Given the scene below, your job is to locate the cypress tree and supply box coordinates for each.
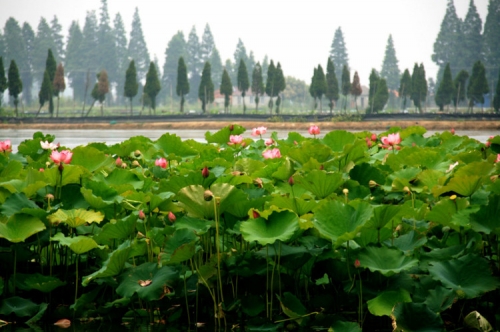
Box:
[325,57,339,114]
[210,47,223,89]
[198,62,214,114]
[124,60,139,115]
[350,71,362,112]
[53,63,66,117]
[237,59,249,114]
[368,69,380,114]
[37,70,52,116]
[309,67,318,111]
[399,69,412,111]
[251,62,264,112]
[314,65,327,112]
[274,62,286,114]
[493,70,500,113]
[128,7,150,80]
[418,63,428,113]
[45,49,57,115]
[113,13,129,105]
[483,0,500,89]
[435,63,454,111]
[330,27,349,88]
[144,62,161,114]
[453,70,469,112]
[220,68,232,113]
[432,0,462,75]
[233,38,249,84]
[265,60,276,114]
[176,57,189,113]
[65,21,85,102]
[21,22,35,105]
[7,60,23,116]
[380,35,401,90]
[186,26,202,102]
[0,57,7,104]
[461,0,483,73]
[411,63,426,113]
[467,60,489,112]
[373,78,389,113]
[341,64,351,112]
[162,31,186,104]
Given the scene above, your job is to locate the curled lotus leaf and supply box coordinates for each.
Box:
[48,208,104,228]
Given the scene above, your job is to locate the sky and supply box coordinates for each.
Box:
[0,0,490,86]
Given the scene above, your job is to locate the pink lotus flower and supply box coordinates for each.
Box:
[50,150,73,165]
[371,133,377,141]
[354,259,361,268]
[0,140,12,153]
[40,141,59,150]
[381,133,401,148]
[168,211,176,223]
[486,136,494,148]
[115,157,123,167]
[252,126,267,136]
[139,210,146,220]
[265,138,274,146]
[308,125,320,136]
[155,157,168,169]
[202,166,209,178]
[450,128,455,135]
[262,148,281,159]
[496,154,500,163]
[228,135,244,145]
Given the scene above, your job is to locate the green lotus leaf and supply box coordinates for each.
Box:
[387,230,427,252]
[160,228,198,265]
[0,296,40,317]
[424,286,455,313]
[277,292,308,326]
[287,140,332,164]
[154,132,197,157]
[240,210,299,245]
[71,146,115,173]
[428,254,500,299]
[0,160,22,180]
[322,130,357,152]
[101,168,144,190]
[15,273,66,292]
[313,200,373,248]
[295,170,344,199]
[241,295,266,317]
[367,288,412,317]
[386,147,447,171]
[162,170,215,194]
[272,157,294,181]
[0,213,45,243]
[357,246,418,276]
[338,140,369,171]
[235,158,266,175]
[426,197,469,231]
[349,163,387,187]
[107,135,153,157]
[82,240,132,286]
[489,135,500,153]
[0,192,40,217]
[0,179,23,195]
[116,262,179,301]
[94,214,137,243]
[44,164,85,186]
[470,194,500,234]
[432,175,482,197]
[48,208,104,228]
[22,168,47,198]
[51,232,104,254]
[421,245,465,261]
[365,205,402,230]
[393,302,443,332]
[25,302,48,325]
[204,124,246,145]
[270,195,317,216]
[454,161,494,179]
[415,169,445,193]
[174,216,214,235]
[328,320,362,332]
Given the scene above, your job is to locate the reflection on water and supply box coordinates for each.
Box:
[7,321,189,332]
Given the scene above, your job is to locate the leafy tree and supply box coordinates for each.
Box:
[247,51,256,80]
[113,13,129,105]
[186,26,202,102]
[87,70,109,116]
[162,31,186,104]
[432,0,462,76]
[50,16,64,62]
[176,57,189,113]
[341,65,351,112]
[350,71,362,112]
[310,65,326,112]
[44,49,57,115]
[233,38,249,84]
[483,0,500,88]
[368,69,379,114]
[380,35,400,90]
[274,62,286,114]
[467,60,489,112]
[399,69,412,111]
[411,63,427,113]
[452,69,469,111]
[7,60,22,116]
[124,60,139,115]
[493,70,500,113]
[265,60,276,114]
[65,21,85,102]
[325,57,339,114]
[198,62,214,114]
[143,62,161,114]
[330,27,349,88]
[128,7,150,80]
[220,68,232,113]
[0,57,7,105]
[373,78,389,113]
[36,70,52,116]
[461,0,483,73]
[237,59,249,113]
[53,63,66,116]
[21,22,35,105]
[210,47,223,88]
[435,63,454,111]
[251,62,264,112]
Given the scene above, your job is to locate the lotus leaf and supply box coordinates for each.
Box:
[205,124,246,145]
[322,129,356,152]
[365,204,402,230]
[82,240,132,286]
[393,302,443,331]
[71,146,115,172]
[426,197,469,231]
[387,230,427,252]
[0,213,45,243]
[240,210,299,245]
[328,320,362,332]
[154,132,197,157]
[44,164,84,186]
[277,292,308,326]
[160,228,197,265]
[432,175,482,197]
[424,286,455,313]
[287,140,332,164]
[51,232,104,254]
[470,194,500,234]
[94,214,137,243]
[295,170,344,199]
[15,273,65,292]
[0,296,41,318]
[0,192,40,217]
[48,208,104,228]
[357,246,418,276]
[349,162,386,187]
[367,288,412,317]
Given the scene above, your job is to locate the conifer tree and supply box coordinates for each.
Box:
[4,18,29,104]
[8,60,23,116]
[233,38,249,84]
[210,47,223,88]
[453,70,469,112]
[220,68,232,113]
[237,59,249,114]
[380,35,401,90]
[0,57,7,105]
[176,57,189,113]
[399,69,412,111]
[435,63,454,111]
[53,63,65,117]
[483,0,500,87]
[36,70,52,116]
[325,57,339,114]
[312,65,327,112]
[50,16,64,62]
[124,60,138,115]
[341,65,351,112]
[33,18,57,78]
[432,0,462,76]
[330,27,349,86]
[274,62,286,114]
[186,26,202,102]
[162,31,186,104]
[21,22,35,105]
[265,60,276,114]
[373,78,389,113]
[144,62,161,114]
[251,62,264,112]
[461,0,483,73]
[128,8,150,80]
[198,62,214,113]
[467,60,489,112]
[411,63,427,113]
[368,69,379,114]
[113,13,129,105]
[65,21,85,102]
[493,70,500,113]
[350,71,362,112]
[44,49,57,115]
[309,68,318,111]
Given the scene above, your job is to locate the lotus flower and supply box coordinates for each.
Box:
[381,133,401,149]
[202,166,209,178]
[308,125,320,136]
[251,126,267,137]
[0,140,12,153]
[115,157,123,167]
[168,211,176,223]
[496,154,500,163]
[228,135,244,145]
[50,150,73,165]
[265,138,274,146]
[139,210,146,220]
[40,140,59,150]
[155,157,168,169]
[262,148,281,159]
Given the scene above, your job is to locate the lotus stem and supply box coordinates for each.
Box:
[266,244,269,318]
[75,255,79,306]
[183,271,191,328]
[213,197,224,305]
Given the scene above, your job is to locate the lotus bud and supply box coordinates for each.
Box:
[486,141,491,148]
[232,171,243,176]
[54,319,71,328]
[39,168,45,172]
[366,140,373,148]
[412,142,416,147]
[371,133,377,141]
[121,162,128,169]
[116,157,123,167]
[450,194,457,200]
[342,188,349,195]
[139,210,146,220]
[45,193,54,201]
[132,160,140,168]
[354,259,361,268]
[134,150,142,157]
[451,128,455,135]
[254,178,263,188]
[319,164,324,170]
[368,180,378,188]
[490,175,498,182]
[288,176,294,186]
[229,124,234,131]
[168,211,176,223]
[395,224,403,232]
[204,189,214,201]
[396,145,401,150]
[202,166,209,178]
[252,210,260,219]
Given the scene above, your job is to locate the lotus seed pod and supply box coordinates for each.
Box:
[369,180,377,188]
[342,188,349,195]
[132,160,140,168]
[121,163,128,169]
[450,194,457,200]
[204,189,214,201]
[134,150,141,157]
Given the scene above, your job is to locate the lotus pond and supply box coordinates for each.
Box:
[0,125,499,331]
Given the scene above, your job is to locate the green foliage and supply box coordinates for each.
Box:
[494,69,500,113]
[38,70,52,110]
[124,60,138,114]
[399,68,412,111]
[220,68,232,112]
[176,56,189,113]
[380,34,400,90]
[435,63,454,111]
[198,61,214,113]
[143,62,161,111]
[0,57,7,95]
[467,60,489,111]
[325,57,339,113]
[453,70,469,109]
[251,62,264,111]
[237,59,249,113]
[7,59,22,114]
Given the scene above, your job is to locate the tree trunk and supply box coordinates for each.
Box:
[56,96,60,118]
[85,100,96,117]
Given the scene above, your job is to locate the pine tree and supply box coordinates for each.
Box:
[200,24,215,65]
[44,49,57,115]
[341,64,351,112]
[311,65,326,112]
[483,0,500,88]
[399,69,412,111]
[220,68,232,113]
[461,0,483,73]
[467,60,489,112]
[325,57,339,114]
[262,55,269,82]
[411,63,428,113]
[380,35,401,90]
[50,16,64,62]
[368,69,379,114]
[33,18,58,77]
[162,31,186,104]
[144,62,161,114]
[330,27,349,81]
[176,57,189,113]
[373,78,389,113]
[65,21,85,102]
[198,62,214,113]
[350,71,362,112]
[453,69,469,111]
[7,60,22,116]
[432,0,462,76]
[237,59,249,113]
[210,47,223,88]
[37,70,52,116]
[0,57,7,104]
[124,60,138,115]
[186,26,202,102]
[53,63,65,116]
[274,62,286,114]
[309,67,318,111]
[435,63,454,111]
[21,22,35,105]
[98,0,118,88]
[233,38,249,84]
[128,8,150,80]
[79,11,99,79]
[3,18,28,99]
[251,62,264,112]
[493,69,500,113]
[265,60,276,114]
[113,13,128,105]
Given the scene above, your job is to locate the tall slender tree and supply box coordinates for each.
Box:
[274,62,286,114]
[200,24,215,65]
[233,38,249,84]
[186,26,202,102]
[373,78,389,113]
[36,70,52,116]
[350,71,362,112]
[341,65,351,112]
[311,65,326,112]
[330,27,349,79]
[453,69,469,112]
[210,47,223,88]
[162,31,186,104]
[493,69,500,113]
[33,18,57,77]
[467,60,489,112]
[53,63,66,116]
[124,60,138,115]
[113,13,128,105]
[483,0,500,89]
[98,0,118,91]
[220,68,232,113]
[0,57,6,105]
[21,22,35,105]
[325,57,339,114]
[3,18,28,105]
[251,62,264,112]
[198,62,214,113]
[176,56,189,113]
[411,63,427,113]
[432,0,462,76]
[399,69,412,111]
[435,63,454,111]
[128,7,150,80]
[380,35,400,90]
[65,21,85,102]
[50,16,64,62]
[45,49,57,116]
[237,59,249,113]
[368,69,379,114]
[79,11,99,85]
[143,62,161,114]
[265,60,276,114]
[461,0,483,73]
[8,60,22,116]
[309,67,318,111]
[87,70,109,116]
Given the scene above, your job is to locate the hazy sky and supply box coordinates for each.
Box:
[0,0,489,85]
